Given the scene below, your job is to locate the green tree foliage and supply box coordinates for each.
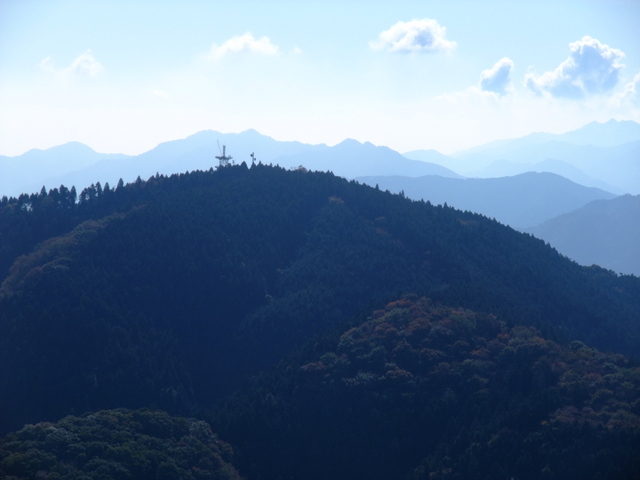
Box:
[0,165,639,436]
[211,296,640,480]
[0,409,242,480]
[1,165,640,478]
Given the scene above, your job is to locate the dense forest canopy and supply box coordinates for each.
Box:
[0,408,242,480]
[1,164,639,479]
[210,296,640,480]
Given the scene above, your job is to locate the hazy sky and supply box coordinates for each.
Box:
[1,0,639,156]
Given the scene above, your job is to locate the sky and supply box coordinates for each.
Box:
[1,0,639,156]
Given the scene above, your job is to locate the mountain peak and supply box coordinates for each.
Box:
[562,118,640,146]
[239,128,263,136]
[336,138,363,147]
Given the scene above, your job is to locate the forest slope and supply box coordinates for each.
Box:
[1,164,639,436]
[210,296,640,480]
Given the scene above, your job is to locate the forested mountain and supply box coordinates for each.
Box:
[211,296,640,480]
[1,164,639,479]
[356,172,616,229]
[527,194,640,275]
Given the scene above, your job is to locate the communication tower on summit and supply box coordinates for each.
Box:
[216,141,233,168]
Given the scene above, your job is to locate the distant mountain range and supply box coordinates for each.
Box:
[526,194,640,276]
[3,120,639,278]
[0,142,132,198]
[5,119,639,201]
[274,138,462,179]
[356,172,616,229]
[0,130,459,200]
[405,119,640,194]
[462,140,639,195]
[464,158,619,193]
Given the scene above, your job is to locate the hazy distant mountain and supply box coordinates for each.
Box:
[276,139,462,179]
[0,130,460,198]
[526,195,640,276]
[356,172,617,229]
[458,140,640,194]
[0,142,131,198]
[4,119,636,199]
[554,118,640,147]
[400,148,459,170]
[404,120,640,194]
[467,158,622,193]
[0,130,312,199]
[143,128,310,171]
[453,119,640,156]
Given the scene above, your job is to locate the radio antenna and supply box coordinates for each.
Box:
[215,141,232,167]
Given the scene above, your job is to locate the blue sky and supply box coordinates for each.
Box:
[1,0,639,156]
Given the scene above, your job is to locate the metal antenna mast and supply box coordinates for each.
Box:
[216,140,233,168]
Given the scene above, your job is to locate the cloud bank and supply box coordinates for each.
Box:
[480,57,514,95]
[525,36,624,99]
[209,33,279,60]
[39,50,103,78]
[370,19,456,53]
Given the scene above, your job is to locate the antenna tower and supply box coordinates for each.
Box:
[216,141,233,168]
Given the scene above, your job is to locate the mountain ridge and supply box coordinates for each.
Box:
[1,165,639,431]
[526,194,640,275]
[356,171,617,229]
[0,130,460,199]
[4,119,639,200]
[403,119,640,194]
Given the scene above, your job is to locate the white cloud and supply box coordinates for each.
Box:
[69,50,103,77]
[525,36,624,99]
[370,18,456,53]
[611,72,640,107]
[480,57,514,95]
[38,50,103,79]
[208,33,279,60]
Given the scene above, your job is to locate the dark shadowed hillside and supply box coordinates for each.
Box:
[1,164,639,479]
[210,296,640,480]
